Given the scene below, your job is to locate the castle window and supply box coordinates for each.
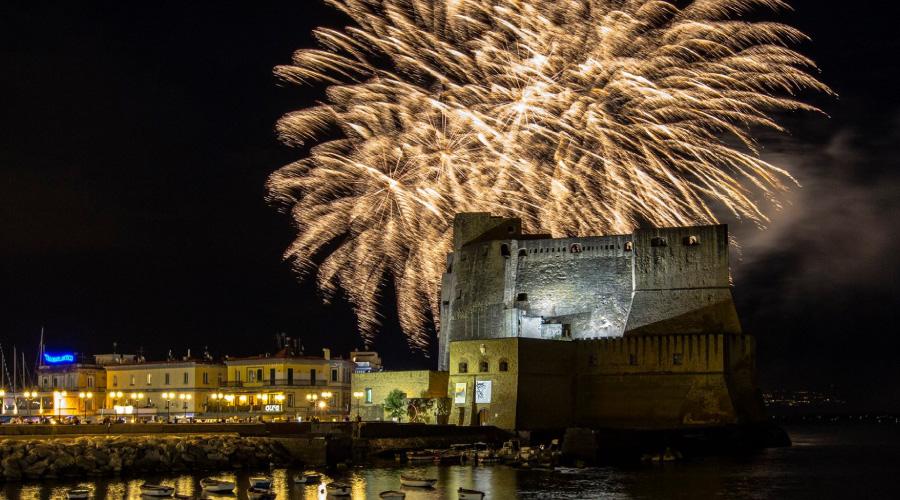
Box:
[588,354,597,367]
[458,361,468,374]
[500,244,510,257]
[446,262,452,273]
[683,236,700,246]
[516,293,528,302]
[651,237,667,247]
[673,353,684,365]
[479,361,489,373]
[624,241,633,252]
[570,243,583,253]
[628,353,638,365]
[482,245,489,256]
[507,225,515,233]
[518,249,527,257]
[498,360,509,372]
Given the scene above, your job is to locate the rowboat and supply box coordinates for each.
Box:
[249,476,273,489]
[324,482,351,496]
[294,472,321,484]
[66,490,90,499]
[399,475,437,488]
[379,491,406,499]
[199,477,235,492]
[458,487,485,500]
[139,484,175,497]
[405,450,435,462]
[247,487,276,499]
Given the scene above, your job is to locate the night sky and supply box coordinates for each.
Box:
[3,1,899,409]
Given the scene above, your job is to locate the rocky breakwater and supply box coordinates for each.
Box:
[0,435,293,481]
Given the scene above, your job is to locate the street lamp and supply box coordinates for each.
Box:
[305,393,318,420]
[25,391,38,418]
[161,392,173,422]
[353,391,364,419]
[78,392,93,421]
[53,391,67,418]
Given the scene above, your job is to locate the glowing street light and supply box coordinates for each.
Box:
[78,392,93,420]
[353,391,364,419]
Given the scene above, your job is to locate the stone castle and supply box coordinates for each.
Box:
[439,213,765,431]
[438,212,741,370]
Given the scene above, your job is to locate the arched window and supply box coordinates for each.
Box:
[500,244,510,257]
[624,241,633,252]
[479,360,489,372]
[570,243,583,253]
[498,360,509,372]
[518,249,527,257]
[458,361,468,374]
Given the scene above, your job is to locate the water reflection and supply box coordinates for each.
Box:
[4,426,900,499]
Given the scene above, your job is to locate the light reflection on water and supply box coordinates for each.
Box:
[4,425,900,499]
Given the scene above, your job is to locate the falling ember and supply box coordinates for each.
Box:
[267,0,828,350]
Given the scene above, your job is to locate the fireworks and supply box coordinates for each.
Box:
[268,0,828,350]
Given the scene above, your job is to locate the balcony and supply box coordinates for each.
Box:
[219,379,327,389]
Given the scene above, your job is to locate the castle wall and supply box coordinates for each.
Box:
[625,225,742,335]
[447,334,763,431]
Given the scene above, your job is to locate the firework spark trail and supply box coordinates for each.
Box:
[268,0,829,350]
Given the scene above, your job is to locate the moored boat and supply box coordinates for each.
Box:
[399,475,437,488]
[458,487,485,500]
[140,484,175,497]
[324,482,351,496]
[66,489,91,499]
[293,472,321,484]
[379,491,406,499]
[249,476,274,489]
[405,450,435,462]
[199,477,235,492]
[247,487,276,499]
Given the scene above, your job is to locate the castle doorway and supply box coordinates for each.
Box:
[476,408,488,426]
[457,408,465,426]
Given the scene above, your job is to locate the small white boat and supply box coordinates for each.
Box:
[379,491,405,499]
[66,490,91,499]
[139,484,175,497]
[399,475,437,488]
[293,472,321,484]
[324,482,351,496]
[200,477,235,492]
[249,476,274,489]
[458,487,485,500]
[247,487,276,499]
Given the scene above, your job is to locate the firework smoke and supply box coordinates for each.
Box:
[268,0,828,350]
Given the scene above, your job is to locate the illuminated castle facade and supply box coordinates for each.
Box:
[438,212,741,370]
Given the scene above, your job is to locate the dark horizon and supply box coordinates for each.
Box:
[3,1,899,410]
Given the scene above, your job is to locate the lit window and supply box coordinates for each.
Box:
[683,236,700,246]
[146,373,152,385]
[364,388,372,404]
[624,241,633,252]
[130,375,135,386]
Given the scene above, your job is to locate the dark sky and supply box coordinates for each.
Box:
[2,1,899,408]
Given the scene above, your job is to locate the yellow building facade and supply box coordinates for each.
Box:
[222,349,352,420]
[351,370,449,422]
[37,360,107,417]
[103,360,226,418]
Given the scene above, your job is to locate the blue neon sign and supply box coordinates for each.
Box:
[43,353,75,364]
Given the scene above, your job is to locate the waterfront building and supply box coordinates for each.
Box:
[221,348,352,420]
[102,359,226,419]
[36,352,107,417]
[351,370,449,422]
[441,212,766,431]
